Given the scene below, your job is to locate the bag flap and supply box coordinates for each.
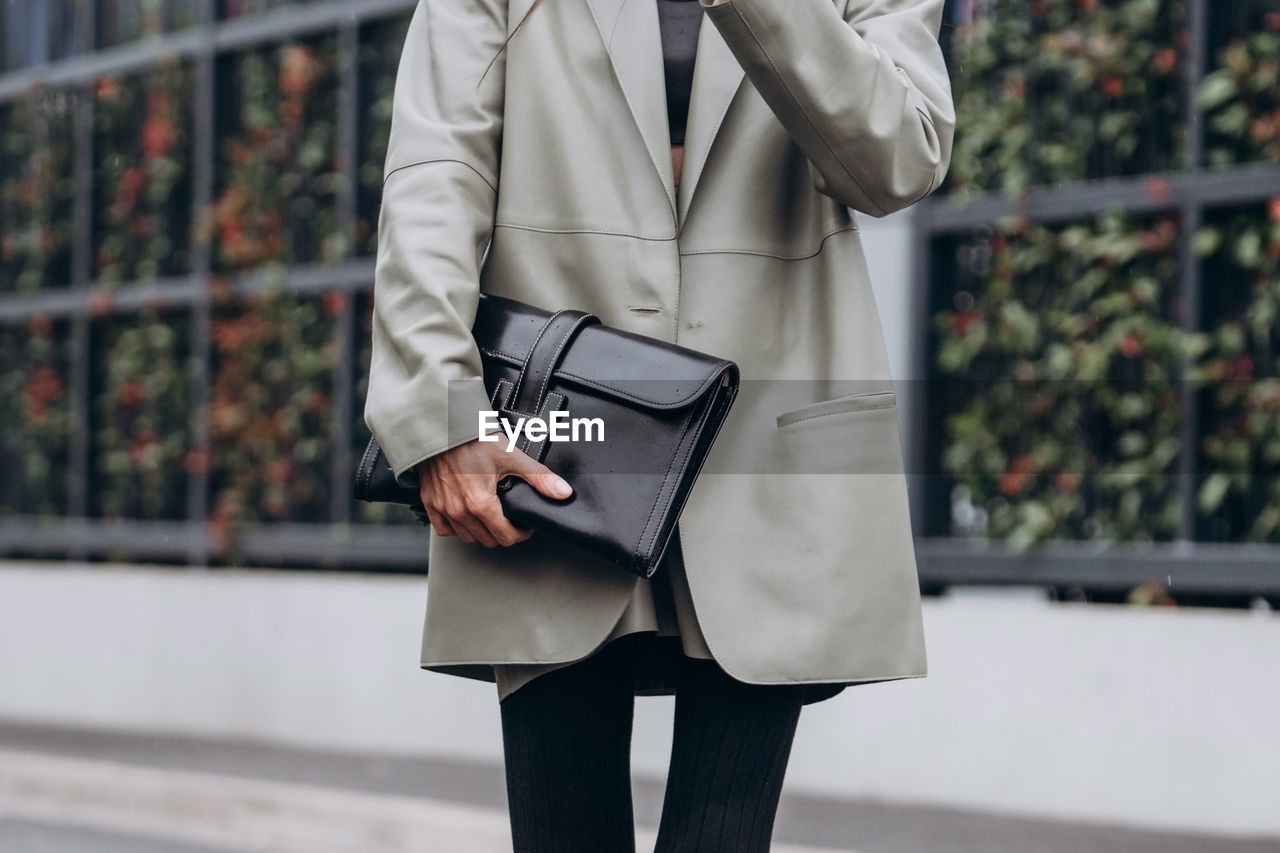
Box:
[474,295,737,410]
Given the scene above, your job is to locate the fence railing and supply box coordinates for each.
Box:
[908,0,1280,600]
[2,0,1280,601]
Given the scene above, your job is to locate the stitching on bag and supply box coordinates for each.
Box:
[511,311,568,411]
[356,438,381,498]
[633,403,698,573]
[535,315,594,416]
[481,346,726,409]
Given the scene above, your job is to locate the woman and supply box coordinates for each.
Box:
[365,0,953,847]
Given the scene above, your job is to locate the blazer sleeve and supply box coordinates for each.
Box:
[700,0,954,217]
[364,0,507,487]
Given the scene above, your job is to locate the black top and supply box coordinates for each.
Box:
[657,0,703,145]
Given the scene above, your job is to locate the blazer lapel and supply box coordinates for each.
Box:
[584,0,677,217]
[677,15,744,224]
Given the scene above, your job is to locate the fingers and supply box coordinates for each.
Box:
[422,507,455,538]
[503,451,573,501]
[416,440,558,548]
[426,479,533,548]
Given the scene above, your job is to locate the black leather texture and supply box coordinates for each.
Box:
[355,294,739,578]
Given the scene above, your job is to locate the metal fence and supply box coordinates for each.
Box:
[908,0,1280,599]
[0,0,422,568]
[2,0,1280,599]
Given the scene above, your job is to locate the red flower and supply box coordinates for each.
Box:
[118,379,146,408]
[24,366,64,425]
[1101,77,1125,99]
[129,430,158,467]
[94,77,120,101]
[1269,197,1280,223]
[141,115,176,159]
[1152,48,1177,75]
[323,290,345,317]
[999,455,1035,497]
[953,308,979,337]
[305,391,330,415]
[1141,175,1172,203]
[89,289,114,317]
[1228,355,1254,382]
[279,45,320,97]
[184,447,210,475]
[1118,333,1143,358]
[266,458,292,485]
[29,313,52,338]
[1054,471,1079,493]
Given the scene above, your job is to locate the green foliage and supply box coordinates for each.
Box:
[0,89,76,292]
[0,318,71,516]
[352,293,414,525]
[947,0,1186,196]
[1193,203,1280,541]
[93,60,193,285]
[935,4,1280,545]
[356,15,410,256]
[91,311,191,519]
[96,0,184,48]
[1198,13,1280,168]
[212,36,343,272]
[207,293,335,534]
[934,214,1187,545]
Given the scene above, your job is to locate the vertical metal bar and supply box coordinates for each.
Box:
[1183,0,1207,174]
[63,0,98,542]
[329,21,359,530]
[185,3,216,565]
[1176,0,1207,543]
[67,82,94,534]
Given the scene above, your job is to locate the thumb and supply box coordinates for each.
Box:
[504,451,573,500]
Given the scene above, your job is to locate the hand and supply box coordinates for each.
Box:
[414,438,573,547]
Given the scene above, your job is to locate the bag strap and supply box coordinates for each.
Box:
[506,309,600,416]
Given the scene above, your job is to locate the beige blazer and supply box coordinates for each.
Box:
[365,0,954,687]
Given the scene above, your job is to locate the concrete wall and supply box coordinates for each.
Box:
[1,562,1276,839]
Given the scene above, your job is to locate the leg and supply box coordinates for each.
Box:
[499,634,639,853]
[654,657,806,853]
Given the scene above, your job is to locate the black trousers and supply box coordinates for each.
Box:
[499,633,808,853]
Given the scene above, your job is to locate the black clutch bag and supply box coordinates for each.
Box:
[355,294,739,578]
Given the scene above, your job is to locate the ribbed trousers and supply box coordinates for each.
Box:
[499,634,807,853]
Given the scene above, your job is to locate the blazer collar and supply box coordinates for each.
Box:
[583,0,745,225]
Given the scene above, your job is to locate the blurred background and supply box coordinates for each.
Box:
[1,1,1278,851]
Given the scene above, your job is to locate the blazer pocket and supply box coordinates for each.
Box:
[773,390,903,476]
[775,390,896,430]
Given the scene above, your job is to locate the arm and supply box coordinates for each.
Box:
[364,0,507,488]
[700,0,954,216]
[365,0,572,546]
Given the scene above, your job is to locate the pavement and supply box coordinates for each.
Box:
[0,720,1275,853]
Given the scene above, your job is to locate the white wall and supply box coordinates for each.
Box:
[1,562,1276,839]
